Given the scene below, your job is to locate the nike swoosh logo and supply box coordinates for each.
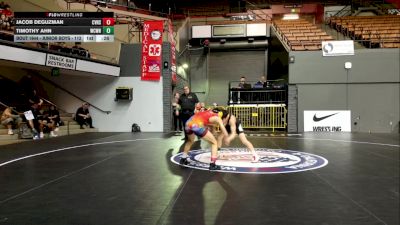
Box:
[313,113,339,122]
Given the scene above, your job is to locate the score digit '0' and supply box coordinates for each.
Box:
[102,18,115,26]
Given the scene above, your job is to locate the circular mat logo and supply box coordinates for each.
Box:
[171,148,328,174]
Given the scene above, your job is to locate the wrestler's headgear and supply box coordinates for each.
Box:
[214,109,228,119]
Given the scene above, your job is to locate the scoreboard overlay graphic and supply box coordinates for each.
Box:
[13,12,114,42]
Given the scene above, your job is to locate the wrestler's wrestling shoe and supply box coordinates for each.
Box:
[179,157,190,165]
[209,163,221,171]
[252,154,260,163]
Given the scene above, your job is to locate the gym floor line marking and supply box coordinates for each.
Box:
[1,136,398,168]
[0,156,114,204]
[0,138,163,168]
[249,136,400,148]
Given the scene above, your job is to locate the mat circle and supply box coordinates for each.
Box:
[171,148,328,174]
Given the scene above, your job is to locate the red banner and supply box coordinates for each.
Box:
[167,19,177,84]
[141,20,163,81]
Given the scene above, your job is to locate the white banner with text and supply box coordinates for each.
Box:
[322,40,354,56]
[304,110,351,132]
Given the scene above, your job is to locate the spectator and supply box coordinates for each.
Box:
[1,2,10,9]
[35,42,48,49]
[19,75,35,99]
[28,105,56,138]
[47,105,61,130]
[72,42,90,58]
[237,76,251,102]
[28,89,43,108]
[0,14,9,30]
[238,76,251,89]
[75,102,94,129]
[178,85,199,140]
[2,6,12,17]
[40,109,58,137]
[20,89,43,139]
[27,103,41,139]
[172,92,182,132]
[254,75,268,88]
[1,107,22,135]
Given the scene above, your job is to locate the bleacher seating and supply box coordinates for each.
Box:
[329,15,400,48]
[0,2,92,59]
[0,2,14,41]
[0,76,98,142]
[0,110,97,142]
[273,19,334,51]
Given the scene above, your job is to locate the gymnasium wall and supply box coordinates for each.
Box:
[190,50,267,105]
[288,49,400,133]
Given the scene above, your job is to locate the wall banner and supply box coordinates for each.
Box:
[141,20,163,81]
[304,110,351,132]
[167,19,177,84]
[322,40,354,56]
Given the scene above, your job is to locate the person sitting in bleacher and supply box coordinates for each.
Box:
[1,5,12,17]
[40,109,58,137]
[0,13,10,30]
[0,5,13,32]
[254,75,268,88]
[1,107,22,135]
[47,105,62,131]
[236,76,251,103]
[75,102,94,129]
[58,42,72,54]
[0,2,11,10]
[0,2,6,9]
[72,42,91,58]
[238,76,251,89]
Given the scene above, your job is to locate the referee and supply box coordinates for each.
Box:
[178,85,199,140]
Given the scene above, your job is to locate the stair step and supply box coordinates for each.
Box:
[35,128,98,137]
[64,121,78,125]
[0,128,98,141]
[60,116,75,122]
[0,129,11,135]
[0,123,79,133]
[0,134,19,140]
[58,124,81,130]
[57,128,98,136]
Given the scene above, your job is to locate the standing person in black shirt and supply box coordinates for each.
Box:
[178,85,199,140]
[19,75,35,100]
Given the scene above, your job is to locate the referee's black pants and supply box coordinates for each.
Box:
[180,111,194,140]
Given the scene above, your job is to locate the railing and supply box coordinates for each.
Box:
[0,101,20,115]
[227,104,287,131]
[0,73,70,113]
[225,80,288,131]
[31,72,111,114]
[0,100,74,137]
[228,80,287,105]
[39,97,69,114]
[229,89,287,104]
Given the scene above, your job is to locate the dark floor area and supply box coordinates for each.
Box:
[0,132,399,225]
